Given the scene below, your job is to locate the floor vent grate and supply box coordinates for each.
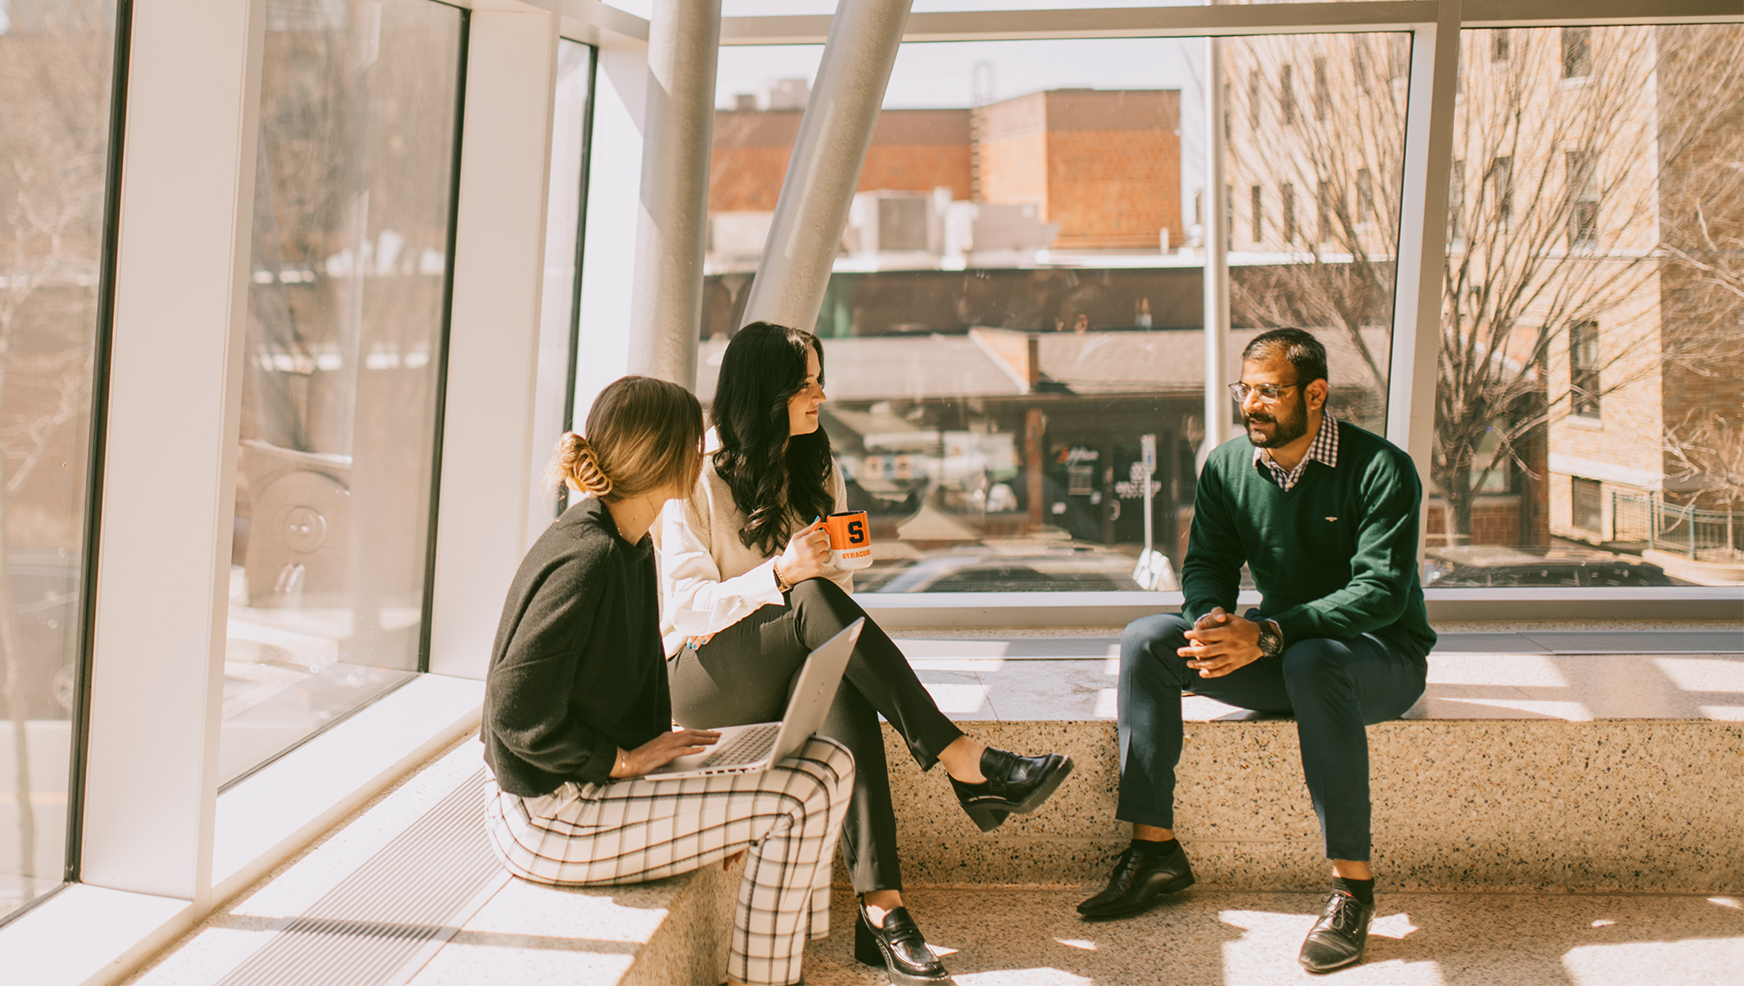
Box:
[214,768,508,986]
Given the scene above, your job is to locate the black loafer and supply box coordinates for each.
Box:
[855,903,950,985]
[1298,890,1374,973]
[1076,843,1196,919]
[949,747,1074,833]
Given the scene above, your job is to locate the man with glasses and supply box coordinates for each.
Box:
[1078,328,1435,973]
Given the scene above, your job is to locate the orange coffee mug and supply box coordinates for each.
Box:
[824,510,873,570]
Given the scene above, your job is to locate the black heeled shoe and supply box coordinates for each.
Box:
[855,901,950,985]
[948,747,1075,833]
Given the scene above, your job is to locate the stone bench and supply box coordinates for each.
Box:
[867,629,1744,894]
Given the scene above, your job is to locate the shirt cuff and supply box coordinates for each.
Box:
[751,558,785,602]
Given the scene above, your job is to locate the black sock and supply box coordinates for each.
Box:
[1131,837,1180,856]
[1332,877,1375,906]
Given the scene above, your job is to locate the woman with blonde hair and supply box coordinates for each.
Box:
[660,324,1074,986]
[482,374,854,986]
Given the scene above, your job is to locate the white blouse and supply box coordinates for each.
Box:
[656,454,852,657]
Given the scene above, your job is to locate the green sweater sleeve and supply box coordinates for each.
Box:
[1268,450,1422,643]
[1180,458,1245,624]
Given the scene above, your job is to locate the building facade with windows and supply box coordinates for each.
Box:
[1221,25,1744,578]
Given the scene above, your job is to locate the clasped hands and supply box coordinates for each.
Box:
[1177,606,1263,678]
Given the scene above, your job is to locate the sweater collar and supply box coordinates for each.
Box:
[573,495,654,556]
[1253,414,1339,491]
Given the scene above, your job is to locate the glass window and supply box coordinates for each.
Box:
[1570,319,1600,418]
[1565,150,1599,249]
[1430,25,1744,586]
[703,34,1408,592]
[1562,26,1593,80]
[1280,63,1296,126]
[0,0,120,920]
[1572,477,1604,533]
[219,0,464,786]
[1312,57,1329,122]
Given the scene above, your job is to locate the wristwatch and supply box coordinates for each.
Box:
[1256,619,1285,657]
[772,559,794,593]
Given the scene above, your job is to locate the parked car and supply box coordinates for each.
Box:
[857,544,1142,593]
[1422,546,1694,587]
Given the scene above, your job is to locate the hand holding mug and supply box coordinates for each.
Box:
[777,519,831,583]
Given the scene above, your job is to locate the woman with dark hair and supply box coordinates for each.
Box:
[483,375,854,986]
[659,323,1074,986]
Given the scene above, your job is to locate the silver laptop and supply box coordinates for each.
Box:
[647,618,863,780]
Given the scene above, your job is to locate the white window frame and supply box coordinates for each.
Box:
[4,2,1740,982]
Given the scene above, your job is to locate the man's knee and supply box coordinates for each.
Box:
[1281,638,1347,695]
[1121,613,1191,668]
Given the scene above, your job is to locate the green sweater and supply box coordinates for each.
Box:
[1181,419,1437,655]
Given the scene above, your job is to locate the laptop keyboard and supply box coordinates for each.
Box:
[698,723,780,768]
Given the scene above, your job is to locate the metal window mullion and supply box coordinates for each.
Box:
[1387,2,1463,561]
[60,0,137,894]
[425,9,564,681]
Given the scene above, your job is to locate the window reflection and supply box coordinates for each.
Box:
[219,0,464,785]
[1425,27,1744,588]
[703,36,1405,593]
[0,0,119,921]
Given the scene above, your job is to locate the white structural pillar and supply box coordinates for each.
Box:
[82,0,267,903]
[1201,36,1232,464]
[627,0,720,387]
[741,0,913,332]
[427,8,562,681]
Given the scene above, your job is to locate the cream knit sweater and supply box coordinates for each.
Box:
[656,454,851,657]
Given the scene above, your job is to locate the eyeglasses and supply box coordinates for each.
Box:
[1228,382,1302,403]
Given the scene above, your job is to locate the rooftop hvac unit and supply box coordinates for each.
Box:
[848,190,946,256]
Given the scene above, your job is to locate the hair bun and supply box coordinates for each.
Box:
[560,432,613,497]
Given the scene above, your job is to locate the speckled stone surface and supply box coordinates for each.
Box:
[851,716,1744,893]
[803,886,1744,986]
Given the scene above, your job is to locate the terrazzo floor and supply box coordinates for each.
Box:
[805,886,1744,986]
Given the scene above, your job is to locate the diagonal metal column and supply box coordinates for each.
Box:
[628,0,721,386]
[741,0,913,332]
[1201,36,1232,468]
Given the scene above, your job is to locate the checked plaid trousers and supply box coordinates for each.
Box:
[485,735,854,986]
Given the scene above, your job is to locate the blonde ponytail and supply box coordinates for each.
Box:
[552,432,614,498]
[546,376,705,504]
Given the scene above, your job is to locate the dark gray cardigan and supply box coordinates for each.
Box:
[482,497,671,796]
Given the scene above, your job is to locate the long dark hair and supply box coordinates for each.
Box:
[711,322,834,556]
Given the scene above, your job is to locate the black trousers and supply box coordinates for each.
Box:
[666,578,964,893]
[1117,613,1427,862]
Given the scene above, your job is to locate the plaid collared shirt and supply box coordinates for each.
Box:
[1254,414,1339,491]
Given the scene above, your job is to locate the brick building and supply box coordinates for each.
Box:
[708,85,1182,251]
[1221,27,1744,567]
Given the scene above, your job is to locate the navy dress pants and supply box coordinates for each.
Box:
[1116,613,1428,861]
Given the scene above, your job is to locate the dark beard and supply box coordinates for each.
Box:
[1244,396,1309,448]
